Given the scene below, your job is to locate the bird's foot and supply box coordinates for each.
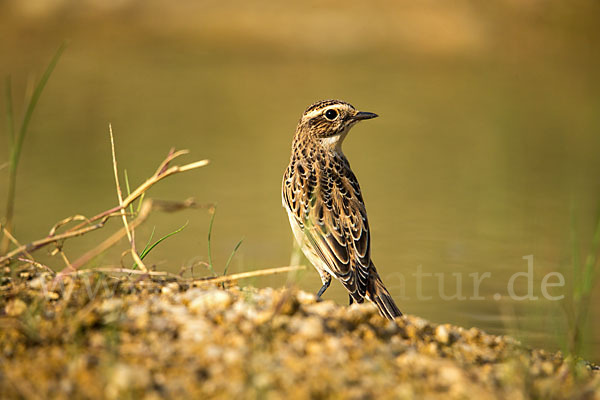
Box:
[315,278,331,302]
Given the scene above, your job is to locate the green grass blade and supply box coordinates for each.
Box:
[223,238,243,276]
[207,207,217,276]
[570,207,582,300]
[131,226,155,270]
[15,42,66,158]
[5,76,14,146]
[136,192,146,214]
[2,43,65,255]
[140,226,156,258]
[582,204,600,294]
[1,77,15,254]
[139,222,188,261]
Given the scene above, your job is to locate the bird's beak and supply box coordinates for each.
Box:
[353,111,378,121]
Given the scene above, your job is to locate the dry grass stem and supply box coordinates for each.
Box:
[122,156,209,207]
[155,148,187,176]
[109,124,133,244]
[130,248,147,272]
[57,250,74,271]
[1,224,35,261]
[0,138,209,266]
[70,199,153,269]
[0,217,111,264]
[191,265,307,285]
[108,124,146,272]
[61,265,307,285]
[49,215,89,236]
[16,257,53,273]
[70,266,175,277]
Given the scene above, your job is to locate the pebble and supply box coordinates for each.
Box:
[297,315,323,339]
[188,290,232,313]
[99,298,124,314]
[5,299,27,316]
[105,363,150,400]
[435,325,450,344]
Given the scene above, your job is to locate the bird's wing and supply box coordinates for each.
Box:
[283,156,371,298]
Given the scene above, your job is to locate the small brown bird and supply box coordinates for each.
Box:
[282,99,402,319]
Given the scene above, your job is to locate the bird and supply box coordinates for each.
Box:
[282,99,402,320]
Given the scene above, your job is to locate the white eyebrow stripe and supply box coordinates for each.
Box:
[303,105,342,120]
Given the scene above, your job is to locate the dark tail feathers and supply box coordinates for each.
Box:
[367,272,402,320]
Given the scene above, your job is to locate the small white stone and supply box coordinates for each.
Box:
[126,304,148,319]
[305,301,336,318]
[28,275,50,290]
[161,304,189,324]
[188,290,232,313]
[179,288,205,303]
[5,299,27,316]
[179,318,210,342]
[412,317,428,330]
[435,325,449,344]
[223,348,241,365]
[105,363,150,400]
[47,292,60,300]
[438,365,463,386]
[99,298,124,314]
[297,316,323,339]
[296,291,317,304]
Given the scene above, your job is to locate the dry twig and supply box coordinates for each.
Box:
[0,217,111,264]
[62,265,306,285]
[69,266,177,278]
[16,257,53,274]
[108,124,147,272]
[1,223,35,261]
[71,199,153,269]
[191,265,306,285]
[0,144,209,266]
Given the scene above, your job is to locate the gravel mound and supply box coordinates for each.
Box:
[1,267,598,399]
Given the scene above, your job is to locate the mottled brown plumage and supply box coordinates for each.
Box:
[282,100,402,319]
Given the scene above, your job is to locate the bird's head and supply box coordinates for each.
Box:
[295,100,378,149]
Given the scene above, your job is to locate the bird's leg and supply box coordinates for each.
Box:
[315,275,331,301]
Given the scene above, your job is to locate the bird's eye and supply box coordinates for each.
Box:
[324,109,338,121]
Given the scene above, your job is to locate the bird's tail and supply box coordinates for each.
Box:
[367,269,402,320]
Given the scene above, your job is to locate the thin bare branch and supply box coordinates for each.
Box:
[0,217,110,264]
[157,148,175,176]
[155,148,189,176]
[17,257,54,274]
[123,158,209,207]
[58,250,74,271]
[63,265,307,285]
[0,141,209,266]
[49,215,89,236]
[70,266,175,277]
[191,265,307,285]
[1,223,35,261]
[110,125,146,271]
[71,199,153,269]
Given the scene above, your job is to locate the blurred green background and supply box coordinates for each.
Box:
[1,0,599,360]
